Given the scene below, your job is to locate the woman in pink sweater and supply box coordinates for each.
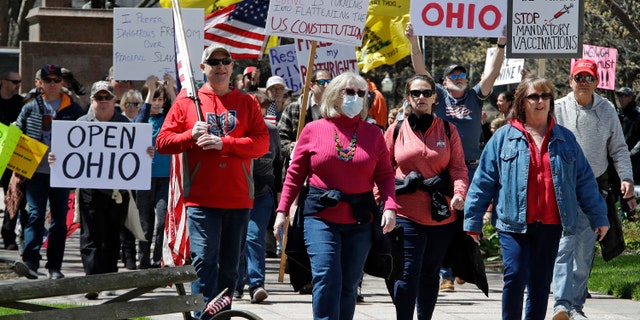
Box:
[274,72,397,320]
[385,74,468,320]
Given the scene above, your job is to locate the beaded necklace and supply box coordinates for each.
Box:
[334,123,358,161]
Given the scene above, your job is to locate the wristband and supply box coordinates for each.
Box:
[497,43,506,49]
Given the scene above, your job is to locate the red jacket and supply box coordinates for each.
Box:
[156,86,269,209]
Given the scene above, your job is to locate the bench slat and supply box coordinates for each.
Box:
[0,265,197,303]
[0,294,203,320]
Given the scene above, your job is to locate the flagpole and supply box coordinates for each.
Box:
[171,0,203,121]
[278,40,318,283]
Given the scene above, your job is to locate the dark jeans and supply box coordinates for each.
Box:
[79,189,129,275]
[390,217,456,320]
[500,223,562,320]
[22,172,69,271]
[136,177,169,267]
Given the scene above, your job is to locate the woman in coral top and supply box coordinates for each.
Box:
[385,74,468,320]
[273,72,397,320]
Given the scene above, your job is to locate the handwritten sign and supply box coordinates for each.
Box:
[0,123,21,174]
[571,45,617,91]
[295,40,358,84]
[411,0,506,38]
[113,8,204,81]
[6,133,48,179]
[266,0,369,46]
[269,44,303,95]
[484,48,525,86]
[507,0,583,58]
[50,121,152,190]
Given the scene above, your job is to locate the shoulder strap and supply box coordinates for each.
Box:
[393,119,403,142]
[443,119,451,139]
[35,95,46,114]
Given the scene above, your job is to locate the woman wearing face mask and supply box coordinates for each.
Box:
[273,72,397,320]
[386,74,468,320]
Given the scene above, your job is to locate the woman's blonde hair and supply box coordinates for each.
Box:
[320,72,368,120]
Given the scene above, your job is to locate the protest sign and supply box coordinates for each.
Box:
[507,0,583,58]
[484,47,525,86]
[0,123,21,174]
[571,45,617,91]
[295,40,358,84]
[5,132,48,179]
[266,0,369,46]
[113,8,204,81]
[269,44,303,95]
[50,121,152,190]
[410,0,506,38]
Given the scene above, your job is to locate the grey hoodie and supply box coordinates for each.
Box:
[554,92,633,182]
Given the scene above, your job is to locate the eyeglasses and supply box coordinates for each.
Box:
[206,58,233,66]
[409,89,434,98]
[125,102,140,108]
[573,74,597,83]
[94,95,114,101]
[4,79,21,84]
[344,88,366,97]
[314,79,331,86]
[524,92,553,102]
[449,73,467,80]
[42,77,63,84]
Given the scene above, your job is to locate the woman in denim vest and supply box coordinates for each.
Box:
[463,75,609,320]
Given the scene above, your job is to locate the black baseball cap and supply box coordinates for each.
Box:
[443,65,467,79]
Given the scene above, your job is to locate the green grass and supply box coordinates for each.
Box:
[590,254,640,301]
[0,303,150,319]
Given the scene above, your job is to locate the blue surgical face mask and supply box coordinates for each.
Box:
[341,95,363,118]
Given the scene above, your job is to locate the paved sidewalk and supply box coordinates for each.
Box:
[0,225,638,320]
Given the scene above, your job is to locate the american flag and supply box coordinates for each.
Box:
[162,153,190,267]
[204,0,269,60]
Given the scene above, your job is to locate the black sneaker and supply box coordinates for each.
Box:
[14,260,38,280]
[250,287,268,304]
[85,292,99,300]
[48,269,65,279]
[233,290,243,299]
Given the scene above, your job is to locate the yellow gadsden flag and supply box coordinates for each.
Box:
[159,0,241,14]
[357,0,411,72]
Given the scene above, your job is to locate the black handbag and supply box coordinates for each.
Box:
[364,208,404,281]
[599,189,626,261]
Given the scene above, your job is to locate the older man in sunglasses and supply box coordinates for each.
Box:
[552,59,635,320]
[13,64,84,280]
[156,43,269,318]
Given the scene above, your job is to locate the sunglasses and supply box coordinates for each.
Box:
[94,95,114,101]
[4,79,21,84]
[409,89,434,98]
[573,74,597,83]
[314,79,331,86]
[524,92,553,102]
[344,88,366,97]
[42,77,63,84]
[125,102,140,108]
[206,58,233,66]
[449,73,467,80]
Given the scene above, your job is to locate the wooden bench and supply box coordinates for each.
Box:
[0,265,202,320]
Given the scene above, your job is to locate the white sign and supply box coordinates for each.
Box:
[113,8,204,81]
[295,40,358,85]
[484,48,524,86]
[411,0,507,38]
[507,0,583,58]
[266,0,369,46]
[50,121,153,190]
[269,44,303,95]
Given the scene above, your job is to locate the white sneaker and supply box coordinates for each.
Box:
[569,310,589,320]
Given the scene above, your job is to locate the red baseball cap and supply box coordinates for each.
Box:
[244,66,256,76]
[571,59,598,77]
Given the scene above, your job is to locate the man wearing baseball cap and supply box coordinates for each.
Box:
[13,64,84,280]
[264,75,290,125]
[552,59,634,320]
[242,66,260,92]
[156,43,269,316]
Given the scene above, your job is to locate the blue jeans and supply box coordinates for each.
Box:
[304,215,372,320]
[237,192,273,291]
[22,172,69,271]
[553,211,597,313]
[187,207,250,316]
[500,223,562,320]
[392,217,456,320]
